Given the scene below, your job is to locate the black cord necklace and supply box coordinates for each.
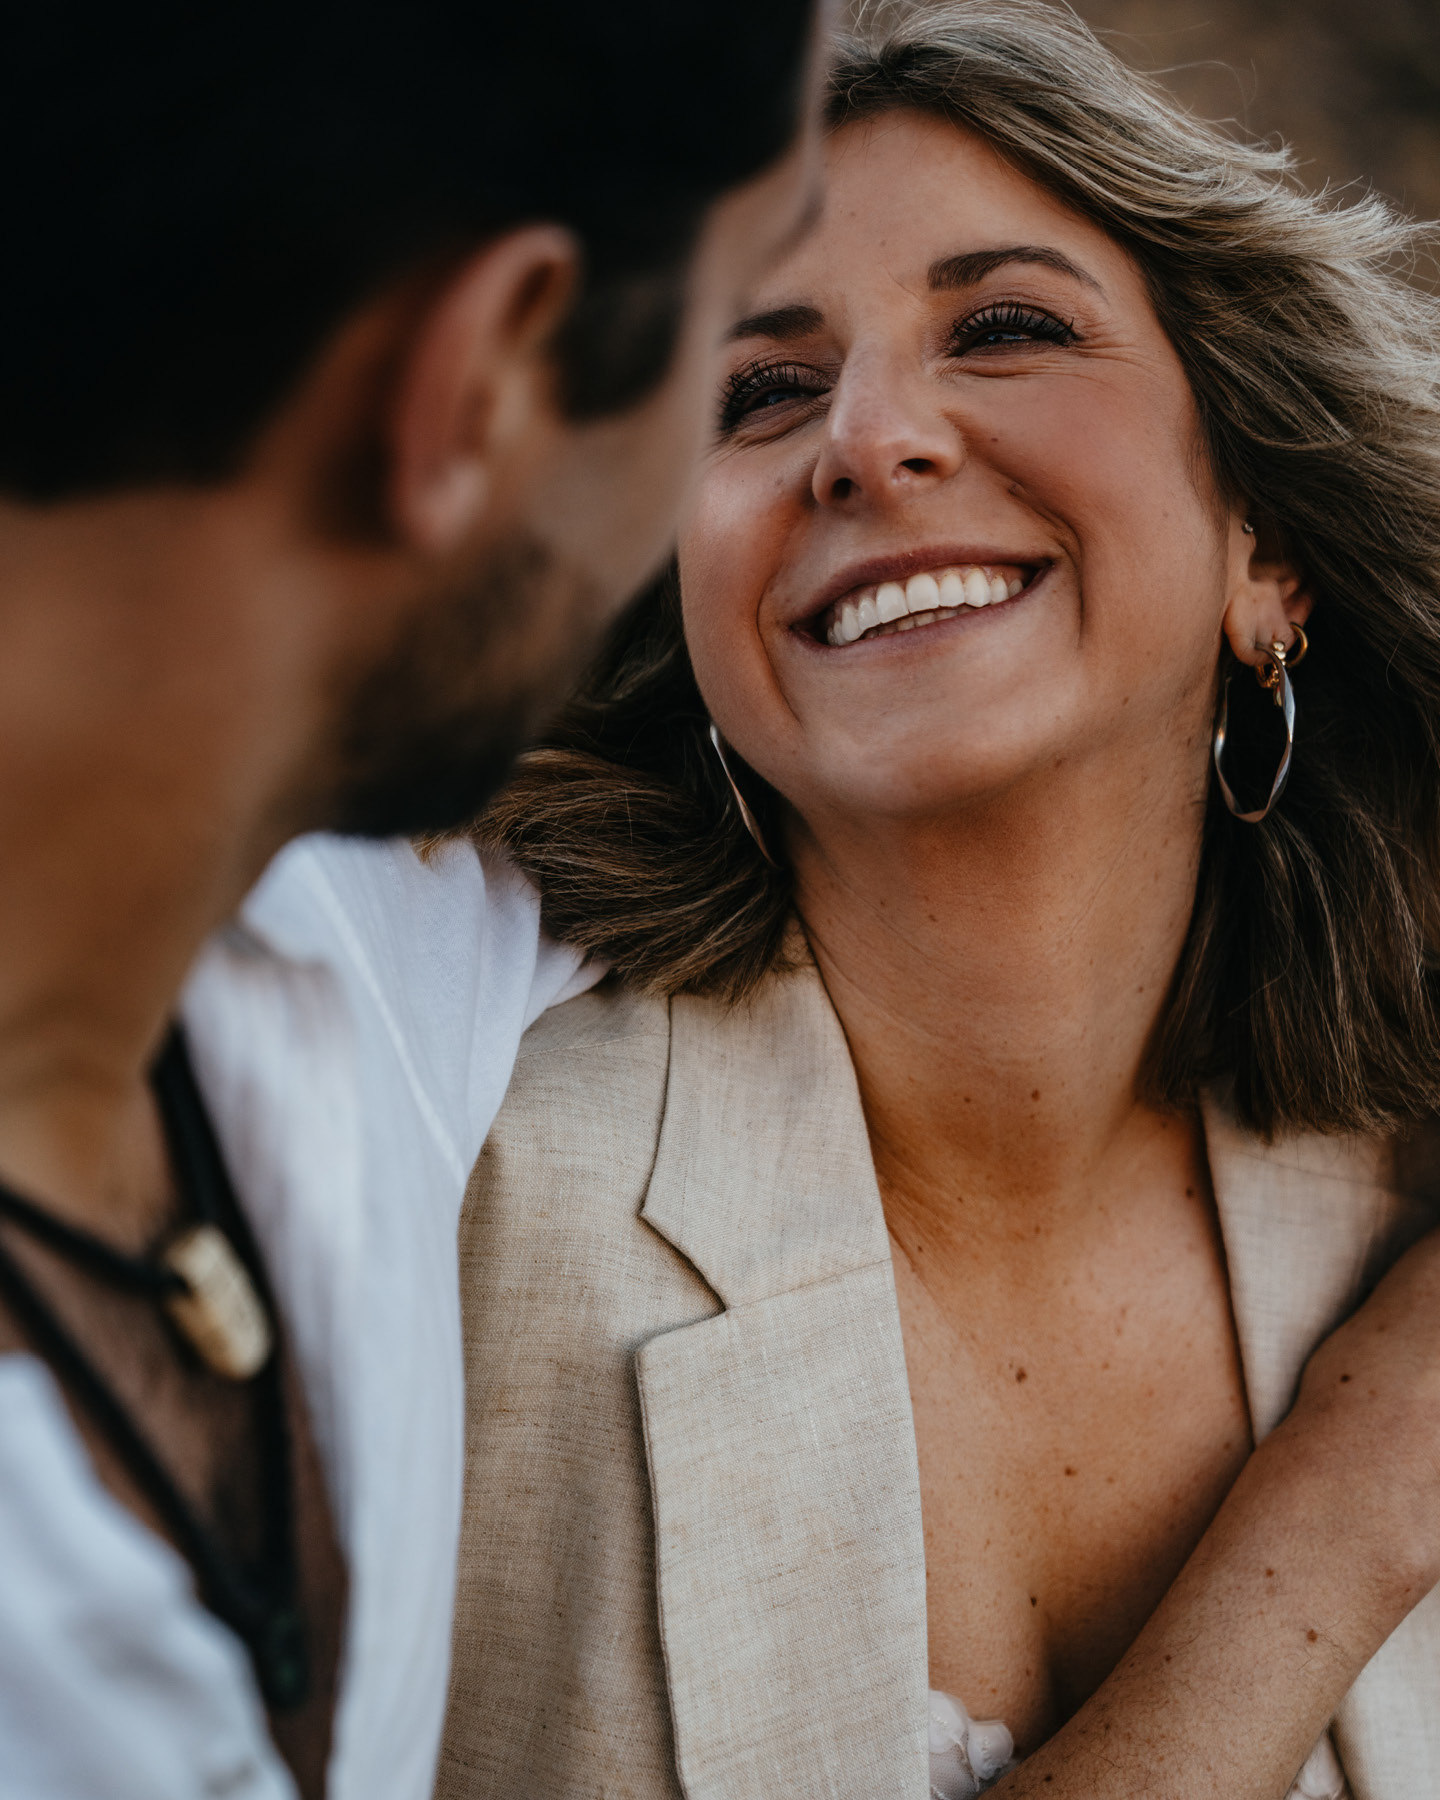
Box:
[0,1028,308,1710]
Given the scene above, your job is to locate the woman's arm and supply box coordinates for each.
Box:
[993,1228,1440,1799]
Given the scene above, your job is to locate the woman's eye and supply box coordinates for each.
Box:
[719,361,829,433]
[948,303,1078,356]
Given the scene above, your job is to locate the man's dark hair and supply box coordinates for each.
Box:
[0,0,813,500]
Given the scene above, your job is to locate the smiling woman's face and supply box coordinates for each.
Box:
[678,110,1250,831]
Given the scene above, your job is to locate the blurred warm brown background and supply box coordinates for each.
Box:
[1070,0,1440,221]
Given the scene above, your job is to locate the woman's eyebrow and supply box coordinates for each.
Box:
[727,302,824,343]
[928,245,1105,293]
[725,246,1100,344]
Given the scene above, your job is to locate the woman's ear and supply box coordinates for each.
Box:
[385,225,581,554]
[1221,511,1313,669]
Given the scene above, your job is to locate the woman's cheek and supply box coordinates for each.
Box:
[681,453,785,573]
[680,466,785,668]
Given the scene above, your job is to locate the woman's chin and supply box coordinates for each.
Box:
[782,753,1051,829]
[770,696,1076,810]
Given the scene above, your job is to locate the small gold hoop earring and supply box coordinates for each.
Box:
[1213,625,1306,824]
[708,723,778,867]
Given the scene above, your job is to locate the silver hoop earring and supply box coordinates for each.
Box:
[1212,624,1307,824]
[708,723,778,866]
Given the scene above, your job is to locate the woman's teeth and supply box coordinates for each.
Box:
[823,565,1027,647]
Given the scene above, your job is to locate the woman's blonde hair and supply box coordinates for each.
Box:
[473,0,1440,1137]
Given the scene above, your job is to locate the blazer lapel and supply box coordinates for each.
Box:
[636,964,929,1800]
[1203,1095,1440,1799]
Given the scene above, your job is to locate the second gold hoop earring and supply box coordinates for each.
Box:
[708,723,779,867]
[1212,624,1307,824]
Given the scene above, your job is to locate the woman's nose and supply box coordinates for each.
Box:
[811,363,965,508]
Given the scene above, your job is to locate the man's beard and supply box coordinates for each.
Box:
[324,533,608,839]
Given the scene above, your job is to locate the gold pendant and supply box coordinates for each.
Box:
[162,1224,273,1380]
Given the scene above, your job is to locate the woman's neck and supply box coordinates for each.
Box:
[790,753,1208,1226]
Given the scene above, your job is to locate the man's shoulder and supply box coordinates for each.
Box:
[216,833,583,1170]
[238,833,524,963]
[234,830,558,1039]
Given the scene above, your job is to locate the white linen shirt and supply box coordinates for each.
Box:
[0,834,595,1800]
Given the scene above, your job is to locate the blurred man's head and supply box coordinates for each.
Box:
[0,2,820,837]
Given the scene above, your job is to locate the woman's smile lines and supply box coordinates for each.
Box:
[821,565,1030,647]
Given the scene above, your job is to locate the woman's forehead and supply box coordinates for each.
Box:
[736,109,1138,325]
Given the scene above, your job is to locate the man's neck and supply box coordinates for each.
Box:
[0,490,325,1239]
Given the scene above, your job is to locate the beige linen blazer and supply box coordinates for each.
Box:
[438,961,1440,1800]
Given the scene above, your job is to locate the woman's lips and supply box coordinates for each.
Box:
[817,563,1034,646]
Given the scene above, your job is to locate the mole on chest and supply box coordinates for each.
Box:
[909,1324,1250,1741]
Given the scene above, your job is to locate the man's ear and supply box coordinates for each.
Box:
[1222,511,1313,669]
[386,225,580,553]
